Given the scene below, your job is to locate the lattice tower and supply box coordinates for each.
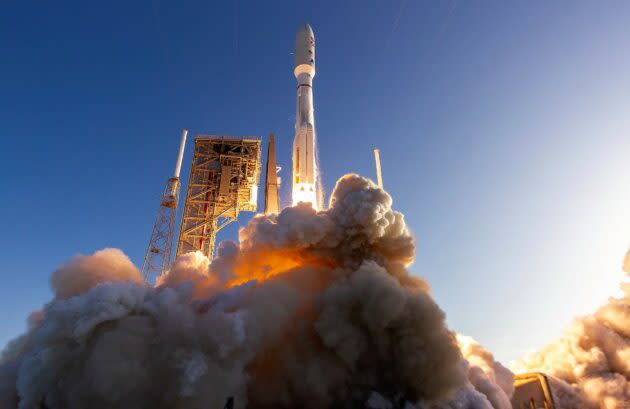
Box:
[141,129,188,284]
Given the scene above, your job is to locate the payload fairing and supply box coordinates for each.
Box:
[292,23,319,209]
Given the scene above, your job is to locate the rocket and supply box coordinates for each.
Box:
[292,23,319,209]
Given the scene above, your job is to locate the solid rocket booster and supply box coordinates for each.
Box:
[292,23,318,208]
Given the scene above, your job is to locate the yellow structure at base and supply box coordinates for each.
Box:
[512,372,556,409]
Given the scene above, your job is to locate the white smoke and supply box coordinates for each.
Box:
[0,174,512,409]
[456,335,514,409]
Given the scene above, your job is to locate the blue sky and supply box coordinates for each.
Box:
[2,1,630,363]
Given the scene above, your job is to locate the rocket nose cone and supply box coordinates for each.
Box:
[294,23,315,73]
[297,23,314,37]
[295,23,314,44]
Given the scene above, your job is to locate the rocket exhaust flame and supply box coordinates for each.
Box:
[292,182,318,210]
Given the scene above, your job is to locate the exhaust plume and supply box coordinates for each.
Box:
[0,174,512,409]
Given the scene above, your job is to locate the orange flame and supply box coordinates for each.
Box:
[226,247,335,288]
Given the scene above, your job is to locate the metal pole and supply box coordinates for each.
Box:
[374,148,383,189]
[174,129,188,178]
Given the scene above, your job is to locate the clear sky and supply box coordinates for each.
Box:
[2,1,630,363]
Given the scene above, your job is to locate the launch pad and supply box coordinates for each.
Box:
[175,136,261,259]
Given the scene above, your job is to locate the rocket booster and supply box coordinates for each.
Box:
[292,23,318,208]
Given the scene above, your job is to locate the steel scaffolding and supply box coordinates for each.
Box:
[176,136,261,259]
[141,129,187,284]
[141,177,180,283]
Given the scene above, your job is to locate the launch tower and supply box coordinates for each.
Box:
[141,129,187,283]
[176,136,261,259]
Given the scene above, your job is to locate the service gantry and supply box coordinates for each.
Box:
[176,135,261,259]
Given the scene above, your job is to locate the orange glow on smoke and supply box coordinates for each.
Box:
[226,248,335,288]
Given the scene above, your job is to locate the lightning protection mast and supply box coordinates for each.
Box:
[374,148,383,189]
[141,129,188,284]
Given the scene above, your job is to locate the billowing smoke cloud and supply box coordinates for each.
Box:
[512,253,630,409]
[51,248,143,299]
[0,174,511,409]
[401,335,514,409]
[455,335,514,409]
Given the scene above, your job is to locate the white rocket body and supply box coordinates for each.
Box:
[292,23,318,208]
